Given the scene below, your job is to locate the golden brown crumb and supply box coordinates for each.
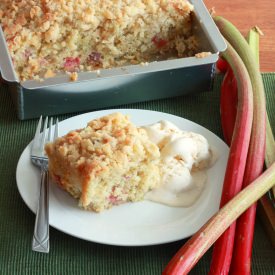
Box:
[44,69,56,79]
[140,62,149,66]
[195,52,212,58]
[69,72,78,81]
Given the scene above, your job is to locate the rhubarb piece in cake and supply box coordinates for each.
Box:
[45,113,160,212]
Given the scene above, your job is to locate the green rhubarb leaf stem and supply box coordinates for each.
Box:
[246,27,275,194]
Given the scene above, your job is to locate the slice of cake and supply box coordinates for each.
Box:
[45,113,160,212]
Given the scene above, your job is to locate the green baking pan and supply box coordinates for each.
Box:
[0,0,226,120]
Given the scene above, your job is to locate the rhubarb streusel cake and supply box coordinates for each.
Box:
[0,0,197,81]
[45,113,160,212]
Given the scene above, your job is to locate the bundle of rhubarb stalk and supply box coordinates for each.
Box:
[163,16,275,275]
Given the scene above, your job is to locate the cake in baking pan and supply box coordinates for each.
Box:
[0,0,197,81]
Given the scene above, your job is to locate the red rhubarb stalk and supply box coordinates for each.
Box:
[220,68,238,145]
[216,57,229,73]
[209,18,266,275]
[163,39,254,274]
[217,24,274,272]
[208,43,252,275]
[162,162,275,275]
[214,22,266,274]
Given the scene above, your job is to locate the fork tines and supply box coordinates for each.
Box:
[32,116,59,155]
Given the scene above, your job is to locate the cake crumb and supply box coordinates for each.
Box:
[195,52,212,58]
[69,72,78,81]
[44,69,56,79]
[140,62,149,66]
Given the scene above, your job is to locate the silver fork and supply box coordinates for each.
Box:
[31,116,59,253]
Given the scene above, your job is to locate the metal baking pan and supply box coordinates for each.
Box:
[0,0,226,120]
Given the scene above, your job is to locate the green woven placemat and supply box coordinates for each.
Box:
[0,74,274,274]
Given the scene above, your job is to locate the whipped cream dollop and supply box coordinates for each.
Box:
[142,120,217,207]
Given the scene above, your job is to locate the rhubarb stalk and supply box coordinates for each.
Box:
[162,163,275,275]
[208,17,266,275]
[265,118,275,198]
[163,39,254,274]
[216,57,228,73]
[247,26,275,197]
[220,67,238,145]
[265,117,275,169]
[229,26,266,275]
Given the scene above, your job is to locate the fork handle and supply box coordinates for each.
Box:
[32,164,49,253]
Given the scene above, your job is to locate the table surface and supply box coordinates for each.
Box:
[204,0,275,72]
[1,74,275,274]
[1,2,275,274]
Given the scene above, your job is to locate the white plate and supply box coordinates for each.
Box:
[16,109,229,246]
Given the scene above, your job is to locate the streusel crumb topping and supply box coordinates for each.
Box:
[0,0,197,81]
[45,113,161,212]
